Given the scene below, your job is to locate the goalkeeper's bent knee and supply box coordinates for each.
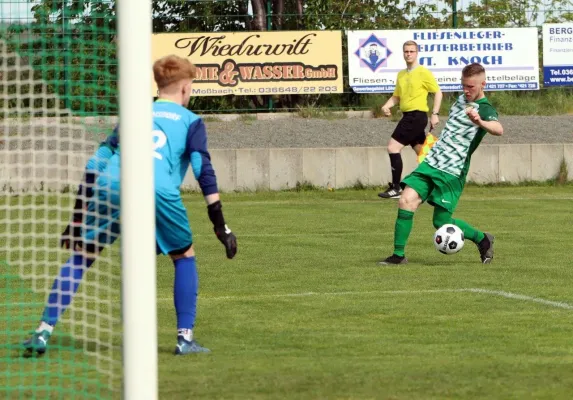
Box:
[169,243,193,257]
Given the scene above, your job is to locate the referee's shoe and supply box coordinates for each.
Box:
[378,183,402,199]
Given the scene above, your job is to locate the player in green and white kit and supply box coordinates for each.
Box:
[379,63,504,265]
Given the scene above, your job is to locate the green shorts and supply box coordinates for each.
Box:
[401,162,465,213]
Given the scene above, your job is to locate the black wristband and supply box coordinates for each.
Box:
[207,201,226,230]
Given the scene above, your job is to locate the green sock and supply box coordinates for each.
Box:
[452,218,485,244]
[394,209,415,257]
[433,207,485,245]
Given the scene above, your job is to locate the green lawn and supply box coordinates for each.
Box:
[2,186,573,399]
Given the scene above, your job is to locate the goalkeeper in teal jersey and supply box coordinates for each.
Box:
[379,63,503,265]
[24,55,237,356]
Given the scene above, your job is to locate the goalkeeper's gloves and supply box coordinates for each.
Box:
[207,200,237,259]
[61,172,96,249]
[61,220,82,250]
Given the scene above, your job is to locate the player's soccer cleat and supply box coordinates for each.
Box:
[22,330,51,355]
[377,254,408,265]
[174,335,210,355]
[478,232,495,264]
[378,183,402,199]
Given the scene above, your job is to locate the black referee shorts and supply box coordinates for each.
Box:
[391,110,428,147]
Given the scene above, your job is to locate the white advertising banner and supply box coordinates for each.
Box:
[542,23,573,87]
[347,28,539,93]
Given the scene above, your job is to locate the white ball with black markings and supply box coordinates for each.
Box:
[433,224,465,255]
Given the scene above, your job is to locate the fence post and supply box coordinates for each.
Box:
[62,5,71,112]
[452,0,458,28]
[266,0,274,112]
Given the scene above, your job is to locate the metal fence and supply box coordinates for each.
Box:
[1,0,572,116]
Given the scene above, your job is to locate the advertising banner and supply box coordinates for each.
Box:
[347,28,539,93]
[151,31,343,96]
[542,23,573,87]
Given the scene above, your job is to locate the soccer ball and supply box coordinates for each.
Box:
[433,224,465,255]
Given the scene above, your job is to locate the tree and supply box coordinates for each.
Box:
[441,0,573,28]
[10,0,573,115]
[251,0,267,30]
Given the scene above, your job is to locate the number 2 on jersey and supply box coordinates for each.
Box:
[152,129,167,160]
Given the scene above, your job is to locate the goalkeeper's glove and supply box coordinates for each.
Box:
[61,172,96,249]
[61,220,82,250]
[207,201,237,259]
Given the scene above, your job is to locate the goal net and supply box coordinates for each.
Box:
[0,2,122,398]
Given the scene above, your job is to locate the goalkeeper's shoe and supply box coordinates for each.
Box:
[478,232,495,264]
[174,335,210,355]
[377,254,408,265]
[23,330,51,355]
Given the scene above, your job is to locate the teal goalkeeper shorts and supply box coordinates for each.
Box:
[81,159,193,255]
[154,190,193,255]
[401,161,465,213]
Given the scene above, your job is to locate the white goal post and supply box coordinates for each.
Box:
[118,0,157,399]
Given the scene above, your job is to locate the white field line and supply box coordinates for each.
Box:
[3,288,573,310]
[463,288,573,310]
[162,287,573,310]
[179,197,573,206]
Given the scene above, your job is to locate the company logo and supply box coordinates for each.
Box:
[354,34,392,72]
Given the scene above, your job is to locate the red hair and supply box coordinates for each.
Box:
[153,55,197,89]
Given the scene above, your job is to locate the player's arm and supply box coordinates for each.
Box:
[478,119,503,136]
[61,127,119,249]
[186,119,237,259]
[466,107,503,136]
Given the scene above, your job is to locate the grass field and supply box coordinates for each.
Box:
[2,185,573,399]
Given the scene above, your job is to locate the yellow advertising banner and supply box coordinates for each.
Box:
[151,31,343,96]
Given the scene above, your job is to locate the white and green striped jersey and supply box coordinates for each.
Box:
[424,94,498,178]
